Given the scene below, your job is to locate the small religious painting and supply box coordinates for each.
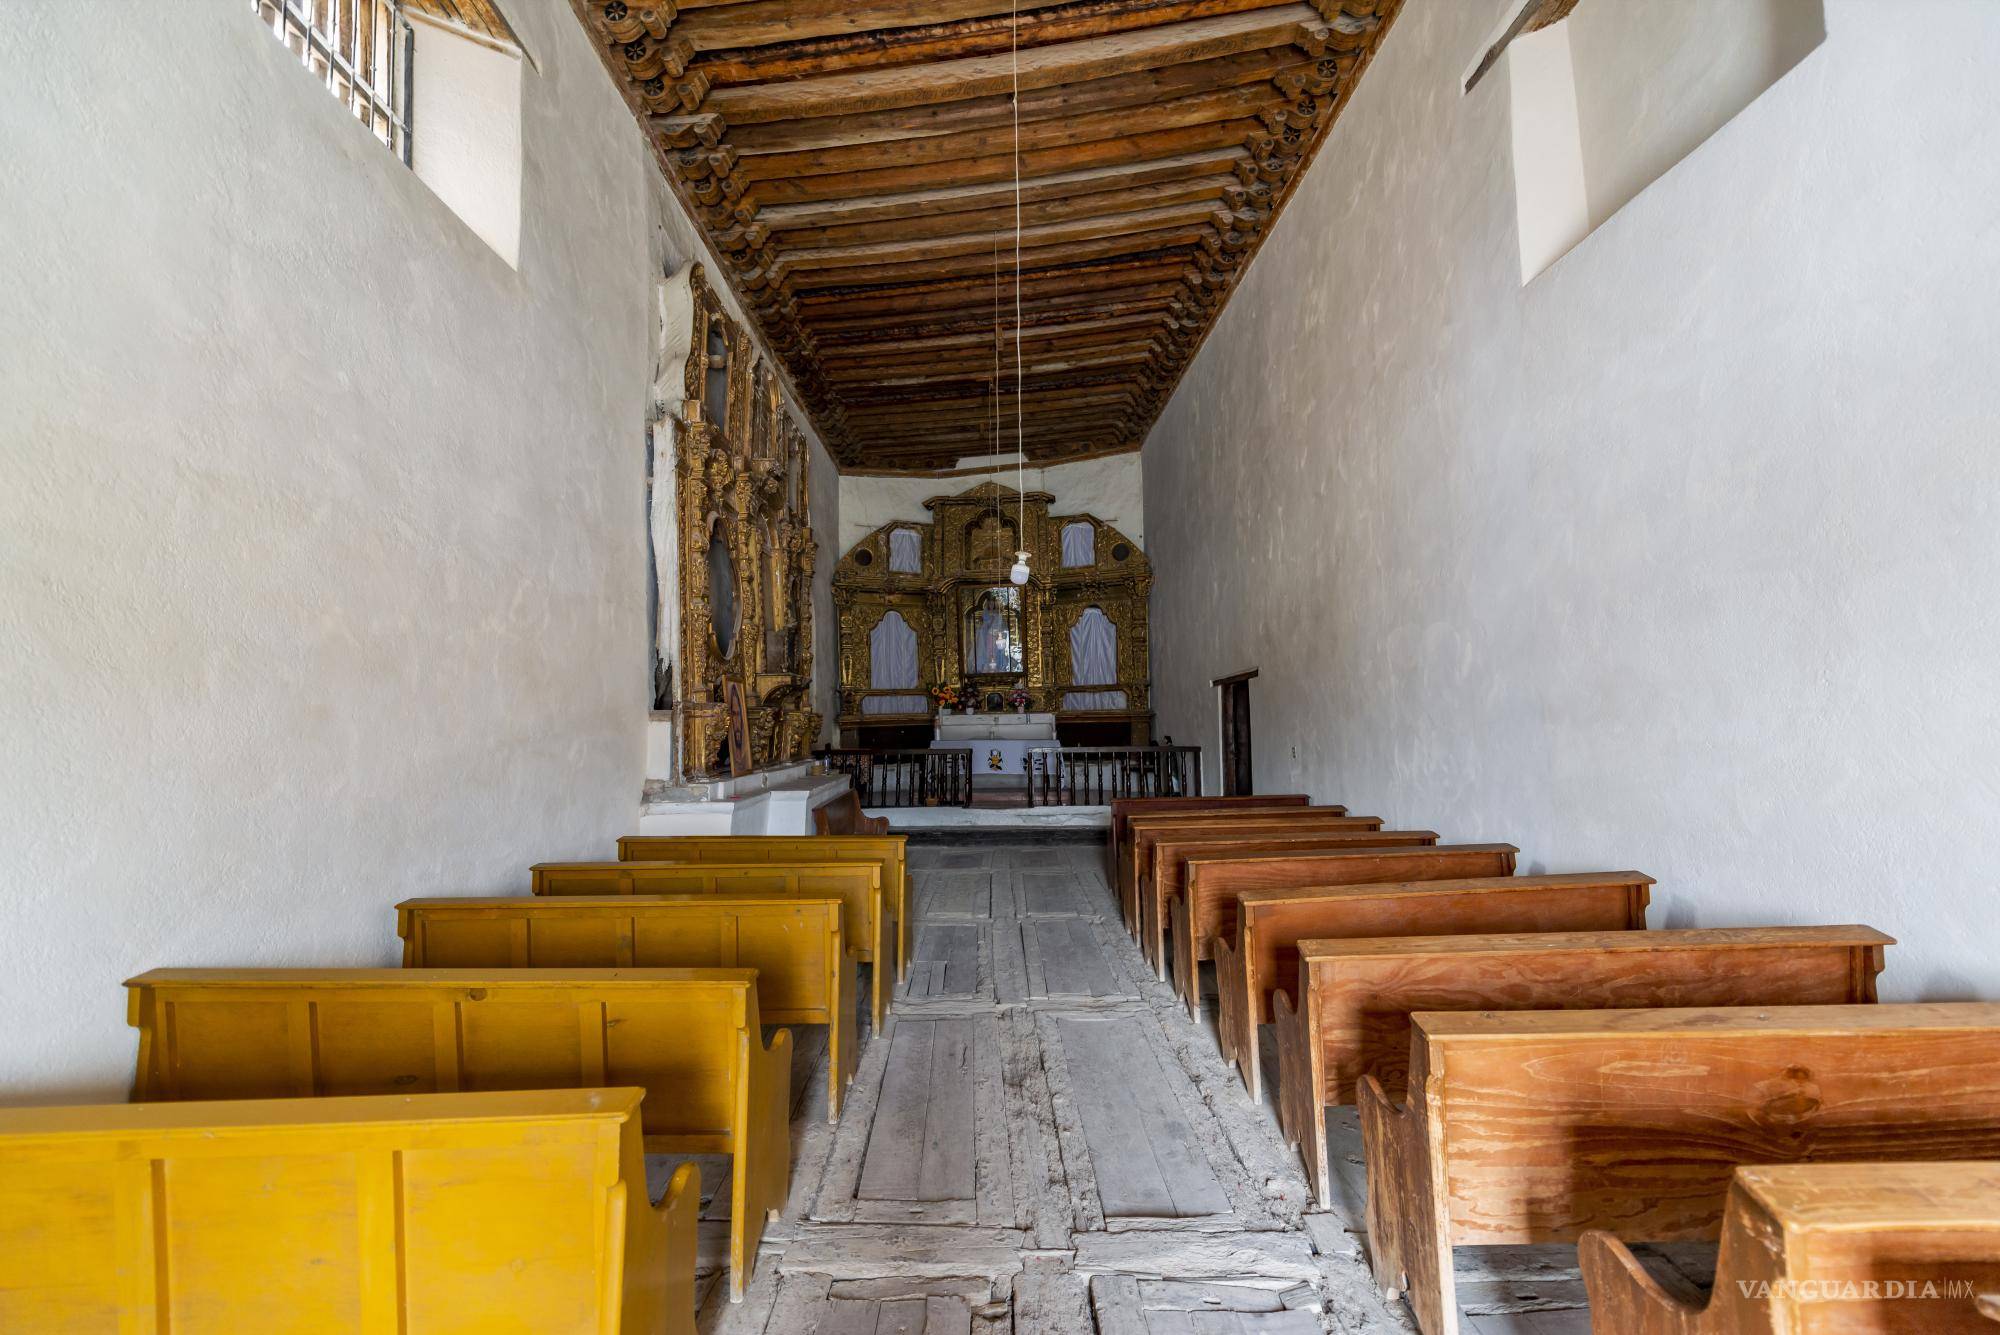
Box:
[725,680,753,778]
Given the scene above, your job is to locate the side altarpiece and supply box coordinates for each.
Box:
[833,483,1153,749]
[649,262,819,780]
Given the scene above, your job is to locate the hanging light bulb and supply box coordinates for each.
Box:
[1006,1,1031,595]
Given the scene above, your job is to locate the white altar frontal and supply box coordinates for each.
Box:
[933,711,1056,787]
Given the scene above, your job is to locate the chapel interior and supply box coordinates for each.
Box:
[5,2,2000,1333]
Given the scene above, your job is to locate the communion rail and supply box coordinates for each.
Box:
[821,748,974,808]
[1025,746,1203,807]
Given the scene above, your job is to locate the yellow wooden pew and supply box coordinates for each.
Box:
[615,834,911,984]
[126,967,788,1301]
[399,892,860,1119]
[534,859,896,1029]
[0,1087,697,1334]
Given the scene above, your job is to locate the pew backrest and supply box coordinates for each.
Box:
[1109,793,1313,890]
[1130,814,1394,948]
[0,1087,698,1335]
[401,893,844,1019]
[1582,1161,2000,1334]
[1164,843,1520,997]
[616,833,906,916]
[1209,869,1641,1102]
[1362,1002,2000,1335]
[614,834,910,983]
[1145,825,1428,973]
[1276,919,1888,1209]
[1116,800,1324,925]
[126,966,791,1299]
[128,967,778,1149]
[532,859,894,1027]
[397,893,859,1118]
[1126,807,1350,897]
[1300,920,1883,1107]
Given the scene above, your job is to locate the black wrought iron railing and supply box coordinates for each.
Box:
[1025,746,1203,806]
[821,748,974,808]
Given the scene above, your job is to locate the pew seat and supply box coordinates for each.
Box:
[0,1087,698,1334]
[1109,794,1313,908]
[1581,1161,2000,1334]
[535,859,895,1028]
[127,967,790,1301]
[399,892,860,1118]
[1123,807,1368,944]
[1166,844,1523,1021]
[1276,922,1890,1206]
[1361,1002,2000,1335]
[616,834,910,990]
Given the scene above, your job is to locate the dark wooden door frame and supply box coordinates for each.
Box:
[1212,669,1258,797]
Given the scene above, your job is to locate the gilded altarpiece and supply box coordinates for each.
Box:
[651,263,819,780]
[833,483,1153,747]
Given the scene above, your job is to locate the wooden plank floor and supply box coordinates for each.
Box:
[673,839,1691,1332]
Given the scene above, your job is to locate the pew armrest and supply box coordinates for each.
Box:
[1272,981,1329,1208]
[728,1023,793,1302]
[1578,1228,1702,1335]
[1359,1071,1458,1335]
[644,1162,702,1335]
[831,948,862,1123]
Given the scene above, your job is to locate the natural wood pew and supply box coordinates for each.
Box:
[1277,921,1891,1207]
[616,834,911,987]
[536,859,895,1029]
[127,967,791,1302]
[1360,1002,2000,1335]
[1109,794,1314,914]
[814,788,890,835]
[1581,1161,2000,1334]
[1166,843,1521,1014]
[1142,823,1429,979]
[1127,812,1394,956]
[399,893,860,1120]
[1209,865,1618,1098]
[0,1087,700,1334]
[1121,806,1353,939]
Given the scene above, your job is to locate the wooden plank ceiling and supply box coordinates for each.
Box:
[571,0,1402,472]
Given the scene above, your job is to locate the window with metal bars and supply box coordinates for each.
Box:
[254,0,414,165]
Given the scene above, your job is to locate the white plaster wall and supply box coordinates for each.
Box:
[1566,0,1826,229]
[0,3,824,1099]
[410,18,523,266]
[839,452,1145,553]
[1142,0,2000,1002]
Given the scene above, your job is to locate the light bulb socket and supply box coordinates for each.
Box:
[1008,551,1031,585]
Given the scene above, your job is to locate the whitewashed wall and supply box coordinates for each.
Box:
[0,3,833,1100]
[839,452,1145,553]
[1143,0,2000,1002]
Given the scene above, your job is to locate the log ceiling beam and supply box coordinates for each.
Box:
[572,0,1401,470]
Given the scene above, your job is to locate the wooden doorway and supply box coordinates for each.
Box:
[1213,669,1257,796]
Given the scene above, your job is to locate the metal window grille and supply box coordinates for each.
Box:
[254,0,413,165]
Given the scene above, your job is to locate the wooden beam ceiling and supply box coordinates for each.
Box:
[572,0,1402,472]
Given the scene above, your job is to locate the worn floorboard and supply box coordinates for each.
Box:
[698,838,1613,1334]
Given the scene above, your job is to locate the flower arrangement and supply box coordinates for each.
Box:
[929,682,962,712]
[1007,688,1030,712]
